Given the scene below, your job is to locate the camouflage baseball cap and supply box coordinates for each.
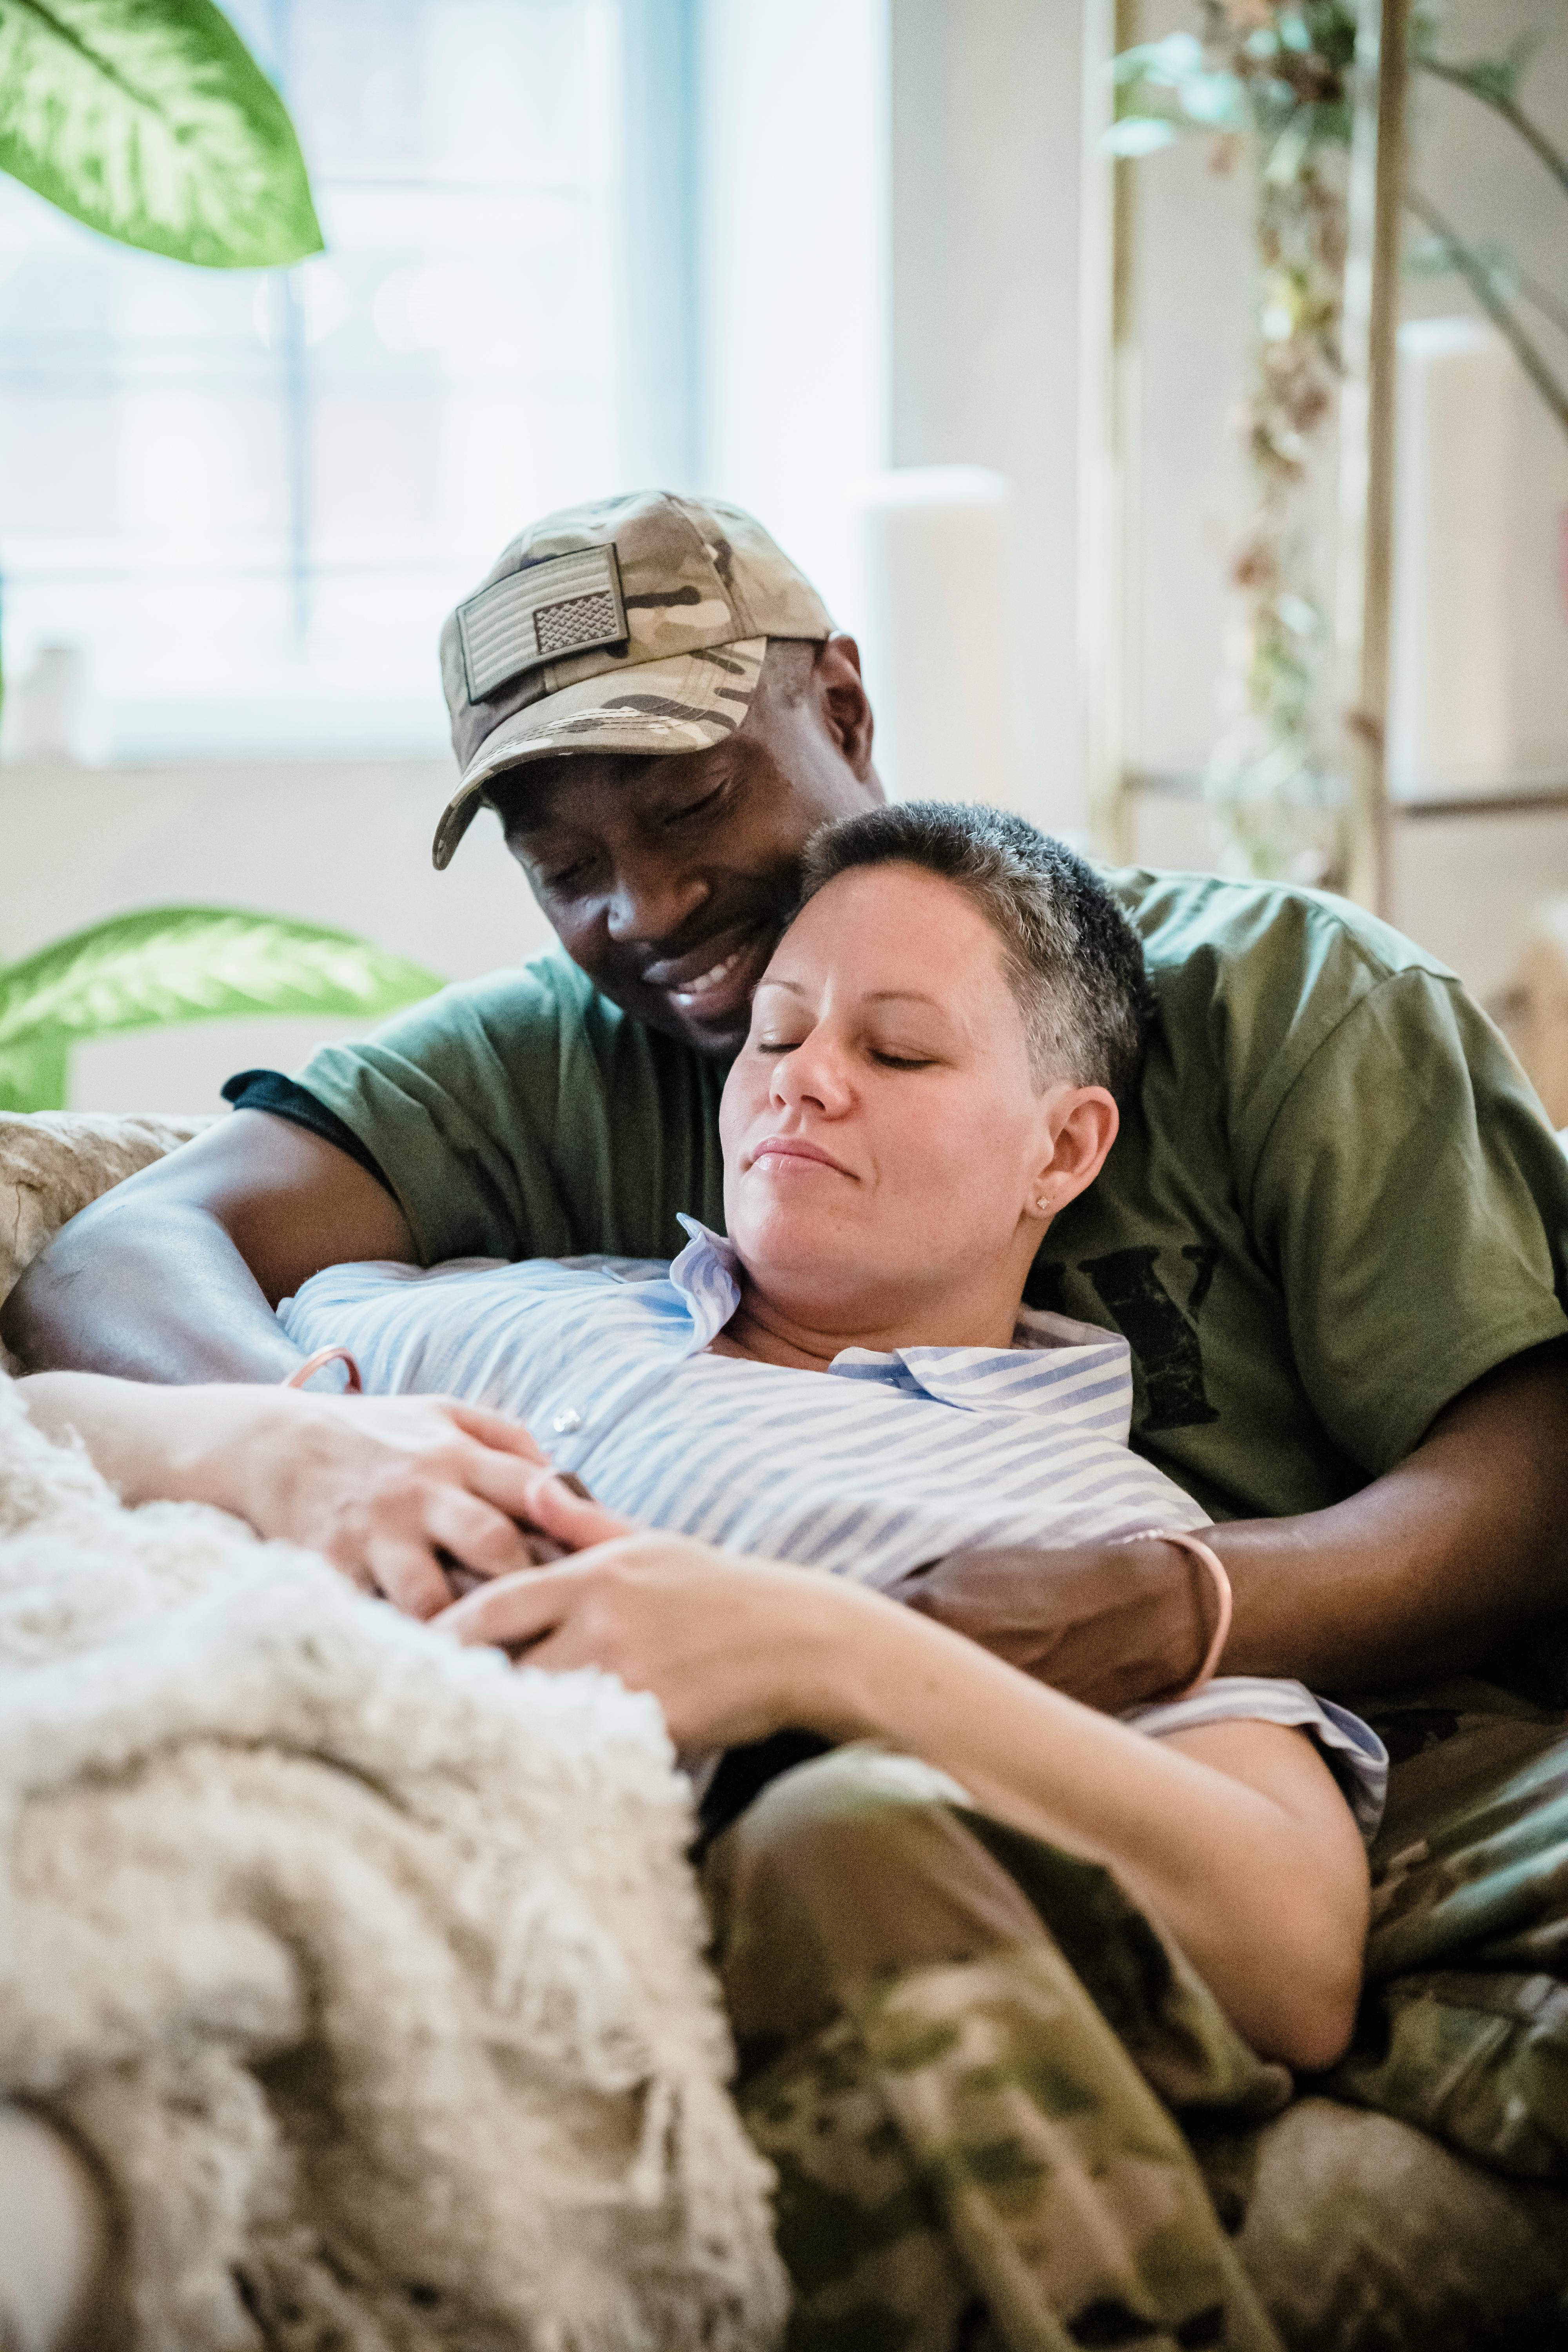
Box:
[432,490,833,869]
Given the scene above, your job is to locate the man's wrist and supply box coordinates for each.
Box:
[1142,1534,1232,1697]
[882,1534,1218,1713]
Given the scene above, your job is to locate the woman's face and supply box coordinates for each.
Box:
[720,862,1088,1334]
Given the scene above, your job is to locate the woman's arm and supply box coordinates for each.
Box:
[15,1373,561,1618]
[821,1600,1367,2071]
[436,1492,1370,2070]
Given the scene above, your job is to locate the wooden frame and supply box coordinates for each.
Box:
[1079,0,1411,913]
[1078,0,1140,871]
[1335,0,1408,915]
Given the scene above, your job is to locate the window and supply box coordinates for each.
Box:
[0,0,694,762]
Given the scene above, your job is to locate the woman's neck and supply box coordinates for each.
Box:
[708,1275,1025,1372]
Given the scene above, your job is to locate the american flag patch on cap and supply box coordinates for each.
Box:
[457,545,627,702]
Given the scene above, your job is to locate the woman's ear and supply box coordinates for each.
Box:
[1027,1087,1120,1220]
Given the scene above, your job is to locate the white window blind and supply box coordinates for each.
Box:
[0,0,693,762]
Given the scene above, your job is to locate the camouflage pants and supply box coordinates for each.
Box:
[701,1746,1292,2352]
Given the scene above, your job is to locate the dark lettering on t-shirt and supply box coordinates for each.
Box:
[1028,1244,1221,1432]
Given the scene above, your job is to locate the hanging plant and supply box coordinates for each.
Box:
[1112,1,1568,885]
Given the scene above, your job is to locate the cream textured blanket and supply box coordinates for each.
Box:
[0,1376,786,2351]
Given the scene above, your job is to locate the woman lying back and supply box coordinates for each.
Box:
[269,802,1379,2078]
[20,807,1378,2348]
[24,811,1377,2053]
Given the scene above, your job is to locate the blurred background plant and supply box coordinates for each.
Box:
[0,910,440,1112]
[1112,2,1568,885]
[0,5,445,1110]
[0,0,322,271]
[0,0,322,710]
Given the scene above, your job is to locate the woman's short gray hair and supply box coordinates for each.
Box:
[797,802,1150,1099]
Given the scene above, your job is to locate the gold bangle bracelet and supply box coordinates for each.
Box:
[283,1345,363,1394]
[1120,1529,1233,1698]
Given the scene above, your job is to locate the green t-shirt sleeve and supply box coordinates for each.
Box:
[1246,965,1568,1474]
[291,954,728,1266]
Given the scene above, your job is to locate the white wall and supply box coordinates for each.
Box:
[0,758,555,1112]
[695,1,1091,830]
[887,0,1088,831]
[694,0,891,627]
[1120,112,1254,779]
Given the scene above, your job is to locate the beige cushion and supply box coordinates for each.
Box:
[0,1113,213,1369]
[0,2103,109,2352]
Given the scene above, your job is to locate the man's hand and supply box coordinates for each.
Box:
[892,1341,1568,1706]
[883,1537,1216,1713]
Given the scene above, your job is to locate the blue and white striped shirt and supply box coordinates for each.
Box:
[284,1217,1214,1581]
[281,1220,1387,1830]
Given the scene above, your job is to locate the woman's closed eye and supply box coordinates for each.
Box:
[752,1034,942,1069]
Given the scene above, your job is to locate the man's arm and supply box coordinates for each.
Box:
[1215,1336,1568,1689]
[891,1339,1568,1706]
[0,1109,415,1383]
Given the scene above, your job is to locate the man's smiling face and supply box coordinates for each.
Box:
[489,638,881,1056]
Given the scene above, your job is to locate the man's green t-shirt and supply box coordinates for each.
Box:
[291,868,1568,1522]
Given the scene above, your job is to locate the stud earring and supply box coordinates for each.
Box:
[1034,1195,1051,1213]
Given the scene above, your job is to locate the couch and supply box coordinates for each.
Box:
[0,1112,213,1377]
[5,1111,1568,2352]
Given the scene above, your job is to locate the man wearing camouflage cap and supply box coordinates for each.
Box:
[11,491,1568,2341]
[424,489,881,1061]
[431,491,838,872]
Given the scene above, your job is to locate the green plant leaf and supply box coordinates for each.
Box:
[1112,37,1248,136]
[1413,33,1538,111]
[1103,116,1179,157]
[0,0,324,267]
[1112,32,1205,86]
[0,1034,68,1112]
[0,907,442,1058]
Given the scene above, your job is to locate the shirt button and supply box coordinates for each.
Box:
[552,1407,583,1434]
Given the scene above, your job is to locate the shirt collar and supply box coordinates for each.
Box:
[668,1220,1131,1428]
[832,1314,1131,1426]
[670,1216,742,1354]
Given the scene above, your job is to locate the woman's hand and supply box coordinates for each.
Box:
[227,1391,577,1617]
[18,1374,581,1622]
[434,1524,862,1751]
